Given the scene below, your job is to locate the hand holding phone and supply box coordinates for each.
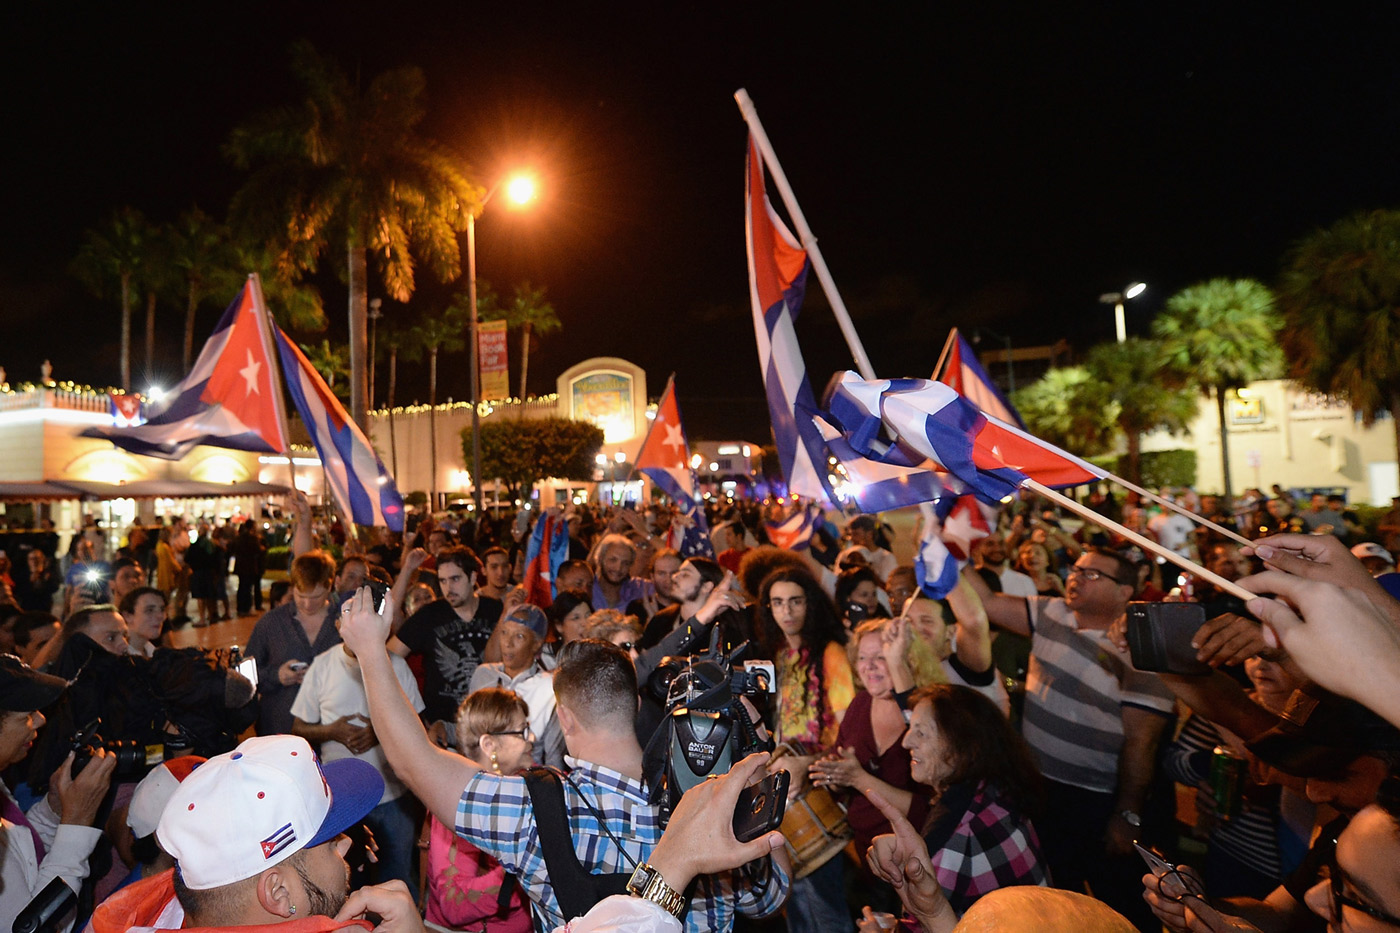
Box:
[733,770,788,843]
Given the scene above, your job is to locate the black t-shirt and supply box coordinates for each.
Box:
[396,596,504,722]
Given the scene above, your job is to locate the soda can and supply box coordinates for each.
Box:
[1210,745,1246,822]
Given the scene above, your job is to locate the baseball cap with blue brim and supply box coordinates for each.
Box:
[157,734,383,889]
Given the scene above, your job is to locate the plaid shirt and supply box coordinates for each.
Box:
[454,756,788,933]
[928,781,1048,916]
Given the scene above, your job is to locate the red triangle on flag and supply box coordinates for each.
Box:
[201,285,286,452]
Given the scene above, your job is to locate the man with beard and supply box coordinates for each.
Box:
[388,547,503,729]
[591,534,647,611]
[972,534,1038,598]
[637,557,741,650]
[86,734,418,933]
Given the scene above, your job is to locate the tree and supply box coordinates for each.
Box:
[300,339,351,399]
[1085,339,1199,485]
[377,322,411,478]
[225,41,481,431]
[476,281,561,399]
[1012,366,1119,458]
[167,207,237,370]
[460,418,605,503]
[1154,278,1283,497]
[71,207,157,391]
[235,242,327,334]
[406,307,467,506]
[1277,209,1400,465]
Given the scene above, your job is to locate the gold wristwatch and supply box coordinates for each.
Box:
[626,862,686,918]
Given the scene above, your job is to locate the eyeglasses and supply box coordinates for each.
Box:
[1329,844,1400,927]
[765,596,807,611]
[1067,566,1126,585]
[489,726,535,743]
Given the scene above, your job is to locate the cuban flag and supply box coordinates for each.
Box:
[822,371,1100,505]
[83,279,286,460]
[914,501,962,600]
[745,137,833,505]
[765,504,822,551]
[813,413,951,513]
[634,378,714,557]
[274,327,405,531]
[933,328,1026,428]
[524,513,569,607]
[939,486,998,562]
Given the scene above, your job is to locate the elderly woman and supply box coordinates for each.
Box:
[424,688,534,933]
[869,684,1047,919]
[468,605,565,768]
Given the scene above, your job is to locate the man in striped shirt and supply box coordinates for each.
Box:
[966,546,1175,931]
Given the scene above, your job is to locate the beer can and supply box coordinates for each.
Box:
[1210,745,1246,822]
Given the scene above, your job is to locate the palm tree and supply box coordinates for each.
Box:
[225,41,481,432]
[167,207,236,370]
[235,243,327,334]
[1012,366,1119,457]
[71,207,156,390]
[1278,209,1400,464]
[1085,339,1200,485]
[300,339,351,400]
[406,307,467,507]
[476,281,561,399]
[1154,278,1283,498]
[377,323,411,478]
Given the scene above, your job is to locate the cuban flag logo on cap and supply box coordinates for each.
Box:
[261,822,297,860]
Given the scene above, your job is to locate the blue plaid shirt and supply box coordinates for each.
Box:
[454,756,789,932]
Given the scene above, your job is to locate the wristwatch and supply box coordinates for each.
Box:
[626,862,687,918]
[1119,809,1142,828]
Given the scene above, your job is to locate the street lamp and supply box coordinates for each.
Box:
[1099,282,1146,343]
[465,171,540,515]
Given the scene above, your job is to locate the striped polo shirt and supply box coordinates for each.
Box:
[1019,596,1175,793]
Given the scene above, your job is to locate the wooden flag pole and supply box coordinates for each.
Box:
[735,88,876,381]
[1021,478,1256,603]
[1096,474,1254,550]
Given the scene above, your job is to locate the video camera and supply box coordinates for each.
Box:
[644,626,776,818]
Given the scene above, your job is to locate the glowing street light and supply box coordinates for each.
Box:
[1099,282,1147,343]
[465,169,541,513]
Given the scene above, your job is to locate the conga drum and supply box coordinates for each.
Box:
[771,743,852,878]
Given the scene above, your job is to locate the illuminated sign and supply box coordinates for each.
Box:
[570,371,635,442]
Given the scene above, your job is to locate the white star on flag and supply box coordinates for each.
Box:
[663,422,686,460]
[239,350,262,396]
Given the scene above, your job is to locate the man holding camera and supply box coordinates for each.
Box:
[965,546,1175,931]
[0,655,116,932]
[340,587,788,933]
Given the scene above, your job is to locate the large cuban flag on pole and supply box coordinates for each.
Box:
[745,137,834,505]
[82,281,287,460]
[633,376,714,558]
[273,326,405,531]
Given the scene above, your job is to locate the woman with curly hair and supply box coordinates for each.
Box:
[754,566,854,933]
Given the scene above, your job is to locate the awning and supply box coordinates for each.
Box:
[0,480,291,502]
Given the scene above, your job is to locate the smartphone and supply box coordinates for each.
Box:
[1126,602,1212,675]
[733,770,788,843]
[237,657,259,690]
[1134,843,1205,899]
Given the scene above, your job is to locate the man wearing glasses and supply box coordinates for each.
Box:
[965,546,1176,930]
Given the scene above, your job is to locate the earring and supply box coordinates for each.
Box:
[490,751,502,775]
[289,907,297,916]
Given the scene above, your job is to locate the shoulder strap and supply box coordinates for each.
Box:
[521,767,632,921]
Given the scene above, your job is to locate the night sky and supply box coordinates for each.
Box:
[5,4,1400,440]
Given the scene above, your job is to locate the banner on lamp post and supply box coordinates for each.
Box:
[478,319,510,400]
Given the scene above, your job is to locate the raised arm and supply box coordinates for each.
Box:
[945,576,993,674]
[338,588,479,827]
[960,566,1032,637]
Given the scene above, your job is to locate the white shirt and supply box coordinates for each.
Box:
[290,646,425,805]
[997,567,1039,598]
[0,785,103,933]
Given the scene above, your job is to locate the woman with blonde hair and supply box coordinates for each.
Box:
[424,687,533,933]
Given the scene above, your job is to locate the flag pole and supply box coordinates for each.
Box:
[932,329,958,382]
[625,372,676,485]
[735,88,876,381]
[249,274,299,497]
[1020,478,1255,602]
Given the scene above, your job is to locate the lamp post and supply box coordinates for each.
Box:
[971,327,1016,397]
[465,172,538,515]
[1099,281,1147,343]
[367,298,382,407]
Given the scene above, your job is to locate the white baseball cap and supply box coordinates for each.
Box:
[127,756,206,839]
[1351,542,1395,566]
[157,735,382,890]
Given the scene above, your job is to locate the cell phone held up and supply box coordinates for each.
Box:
[732,769,788,843]
[1126,601,1211,676]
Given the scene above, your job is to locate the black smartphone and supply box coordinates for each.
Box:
[1126,601,1211,675]
[733,770,789,843]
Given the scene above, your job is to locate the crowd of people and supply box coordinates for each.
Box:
[0,480,1398,933]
